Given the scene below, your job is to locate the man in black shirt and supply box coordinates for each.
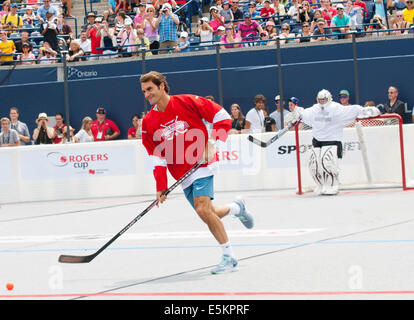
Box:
[383,86,407,122]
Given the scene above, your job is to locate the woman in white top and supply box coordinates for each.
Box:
[75,116,94,143]
[195,17,214,50]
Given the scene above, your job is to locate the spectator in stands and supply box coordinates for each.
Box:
[9,107,30,145]
[134,2,147,29]
[115,0,132,13]
[0,117,20,147]
[366,14,388,36]
[393,0,406,12]
[22,6,36,26]
[195,17,214,50]
[382,86,406,120]
[0,1,11,19]
[136,28,152,56]
[209,6,225,39]
[262,106,276,132]
[245,94,266,133]
[345,0,363,30]
[100,20,118,59]
[205,95,215,101]
[33,113,54,144]
[261,0,275,20]
[278,23,295,44]
[392,10,411,34]
[374,0,386,21]
[238,12,264,41]
[114,10,127,46]
[14,31,32,54]
[74,116,94,143]
[174,31,190,52]
[311,18,333,41]
[403,0,414,24]
[220,0,234,24]
[1,3,23,34]
[91,107,120,141]
[143,5,159,54]
[109,0,117,14]
[310,9,323,31]
[229,103,246,134]
[17,42,35,65]
[118,18,137,57]
[213,0,224,11]
[154,0,177,12]
[57,13,73,45]
[51,113,73,144]
[339,90,351,106]
[155,3,179,54]
[37,0,58,23]
[38,42,58,63]
[62,0,73,17]
[319,0,336,25]
[296,1,314,24]
[40,11,59,52]
[287,0,300,18]
[271,0,286,17]
[264,20,277,37]
[256,0,265,11]
[330,4,351,39]
[82,12,96,33]
[75,30,91,55]
[220,23,242,48]
[66,41,85,62]
[127,114,143,139]
[0,30,16,65]
[230,0,244,26]
[216,25,226,40]
[247,2,261,19]
[269,95,290,131]
[353,0,367,20]
[296,21,312,42]
[89,16,104,59]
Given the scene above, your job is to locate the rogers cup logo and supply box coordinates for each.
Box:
[46,151,109,170]
[47,152,68,167]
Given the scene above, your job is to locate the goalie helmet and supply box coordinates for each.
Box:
[317,89,332,105]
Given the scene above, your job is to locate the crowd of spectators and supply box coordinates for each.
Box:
[0,83,411,147]
[0,0,413,64]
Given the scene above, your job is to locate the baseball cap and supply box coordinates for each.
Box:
[244,11,252,18]
[209,5,218,11]
[162,3,172,10]
[339,89,350,96]
[124,18,133,25]
[274,95,280,101]
[217,26,225,31]
[96,107,106,114]
[95,16,103,22]
[180,31,188,38]
[336,4,344,9]
[10,3,18,8]
[288,97,299,104]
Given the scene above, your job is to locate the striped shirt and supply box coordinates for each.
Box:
[159,14,178,43]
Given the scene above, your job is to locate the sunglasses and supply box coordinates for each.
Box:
[282,28,289,30]
[302,24,309,27]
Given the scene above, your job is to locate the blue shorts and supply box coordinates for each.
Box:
[183,175,214,209]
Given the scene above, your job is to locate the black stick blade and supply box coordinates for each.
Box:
[247,135,268,148]
[59,254,95,263]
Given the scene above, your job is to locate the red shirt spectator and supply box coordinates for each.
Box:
[88,19,103,55]
[260,0,275,18]
[91,107,120,141]
[353,0,367,17]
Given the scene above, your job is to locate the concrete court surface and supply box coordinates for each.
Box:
[0,187,414,301]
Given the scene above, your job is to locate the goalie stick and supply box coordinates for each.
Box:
[247,120,299,148]
[58,161,203,263]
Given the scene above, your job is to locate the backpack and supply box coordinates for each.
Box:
[3,14,21,27]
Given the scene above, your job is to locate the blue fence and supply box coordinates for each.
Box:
[0,37,413,139]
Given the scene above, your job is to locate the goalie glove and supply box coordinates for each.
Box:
[358,106,381,119]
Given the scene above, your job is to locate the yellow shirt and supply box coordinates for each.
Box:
[0,40,16,61]
[403,8,414,24]
[135,37,152,56]
[1,14,23,33]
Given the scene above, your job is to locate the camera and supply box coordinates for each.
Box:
[7,21,12,26]
[162,9,168,13]
[373,18,378,23]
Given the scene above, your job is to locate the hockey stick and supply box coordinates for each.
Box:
[247,120,300,148]
[58,161,203,263]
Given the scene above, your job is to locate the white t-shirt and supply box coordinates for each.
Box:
[245,107,265,133]
[75,38,91,54]
[297,101,364,141]
[75,129,94,143]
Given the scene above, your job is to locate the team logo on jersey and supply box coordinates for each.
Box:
[159,116,189,140]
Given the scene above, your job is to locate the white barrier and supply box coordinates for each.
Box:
[1,124,413,204]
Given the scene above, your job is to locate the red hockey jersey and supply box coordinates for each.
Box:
[142,94,232,191]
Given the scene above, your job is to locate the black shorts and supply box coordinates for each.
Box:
[312,138,343,159]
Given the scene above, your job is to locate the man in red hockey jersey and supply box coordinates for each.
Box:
[140,71,254,274]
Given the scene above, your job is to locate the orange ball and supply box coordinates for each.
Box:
[6,283,14,291]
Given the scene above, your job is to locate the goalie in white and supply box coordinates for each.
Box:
[289,89,381,195]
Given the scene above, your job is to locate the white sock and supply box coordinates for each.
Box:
[221,241,234,258]
[227,202,240,216]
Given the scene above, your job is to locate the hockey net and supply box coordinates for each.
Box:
[294,114,414,194]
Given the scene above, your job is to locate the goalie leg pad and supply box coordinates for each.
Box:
[308,147,323,195]
[320,145,339,195]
